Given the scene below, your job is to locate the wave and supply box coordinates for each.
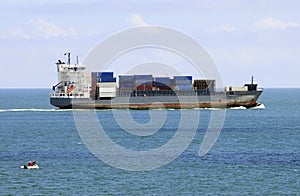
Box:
[0,104,266,113]
[230,106,247,110]
[250,103,266,110]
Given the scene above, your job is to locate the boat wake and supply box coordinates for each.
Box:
[250,103,266,110]
[229,103,266,110]
[0,104,266,113]
[230,106,247,110]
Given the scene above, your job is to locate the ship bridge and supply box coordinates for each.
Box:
[51,53,91,99]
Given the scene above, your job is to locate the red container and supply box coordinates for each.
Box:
[136,84,153,91]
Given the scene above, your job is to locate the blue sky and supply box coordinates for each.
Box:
[0,0,299,88]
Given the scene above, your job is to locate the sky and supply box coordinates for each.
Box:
[0,0,299,88]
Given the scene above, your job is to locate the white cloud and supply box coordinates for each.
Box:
[126,14,160,34]
[254,17,299,29]
[30,19,77,38]
[210,24,240,33]
[128,14,149,26]
[0,19,78,39]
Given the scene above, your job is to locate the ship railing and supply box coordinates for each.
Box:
[116,89,218,97]
[50,93,88,98]
[257,88,264,91]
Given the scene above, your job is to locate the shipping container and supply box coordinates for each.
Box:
[98,82,117,98]
[153,81,169,87]
[119,84,134,88]
[91,72,98,100]
[91,72,98,82]
[154,77,170,82]
[174,80,192,85]
[98,72,113,78]
[119,83,134,87]
[193,80,216,93]
[99,77,116,82]
[136,84,153,91]
[175,85,193,90]
[155,85,172,91]
[98,82,117,88]
[173,76,192,81]
[154,77,171,86]
[134,74,153,80]
[135,80,153,86]
[173,76,192,87]
[119,75,134,81]
[119,79,135,89]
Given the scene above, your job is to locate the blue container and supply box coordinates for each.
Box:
[153,81,170,87]
[98,72,113,78]
[186,76,192,81]
[100,77,116,82]
[175,80,192,85]
[155,77,171,85]
[174,76,192,81]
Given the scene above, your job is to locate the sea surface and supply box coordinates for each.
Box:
[0,88,299,195]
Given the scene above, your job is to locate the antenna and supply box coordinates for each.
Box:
[251,76,254,84]
[76,56,79,65]
[64,52,71,65]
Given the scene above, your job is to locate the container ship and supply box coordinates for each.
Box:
[50,54,263,109]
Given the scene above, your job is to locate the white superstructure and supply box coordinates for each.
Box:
[51,53,91,98]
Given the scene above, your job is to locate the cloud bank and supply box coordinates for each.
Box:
[254,17,299,30]
[128,14,149,26]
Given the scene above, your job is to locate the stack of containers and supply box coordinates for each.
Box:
[153,77,171,90]
[134,75,153,91]
[96,72,117,98]
[173,76,193,90]
[91,72,98,100]
[119,75,135,90]
[193,79,216,93]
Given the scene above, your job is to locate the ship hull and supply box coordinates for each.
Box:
[50,91,262,109]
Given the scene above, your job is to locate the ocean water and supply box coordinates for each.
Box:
[0,88,299,195]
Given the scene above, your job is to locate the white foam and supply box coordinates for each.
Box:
[152,108,164,111]
[206,108,223,110]
[250,103,266,110]
[230,106,247,110]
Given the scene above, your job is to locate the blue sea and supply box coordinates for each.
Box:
[0,88,299,195]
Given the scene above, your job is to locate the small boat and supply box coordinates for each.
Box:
[21,164,39,169]
[21,160,39,169]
